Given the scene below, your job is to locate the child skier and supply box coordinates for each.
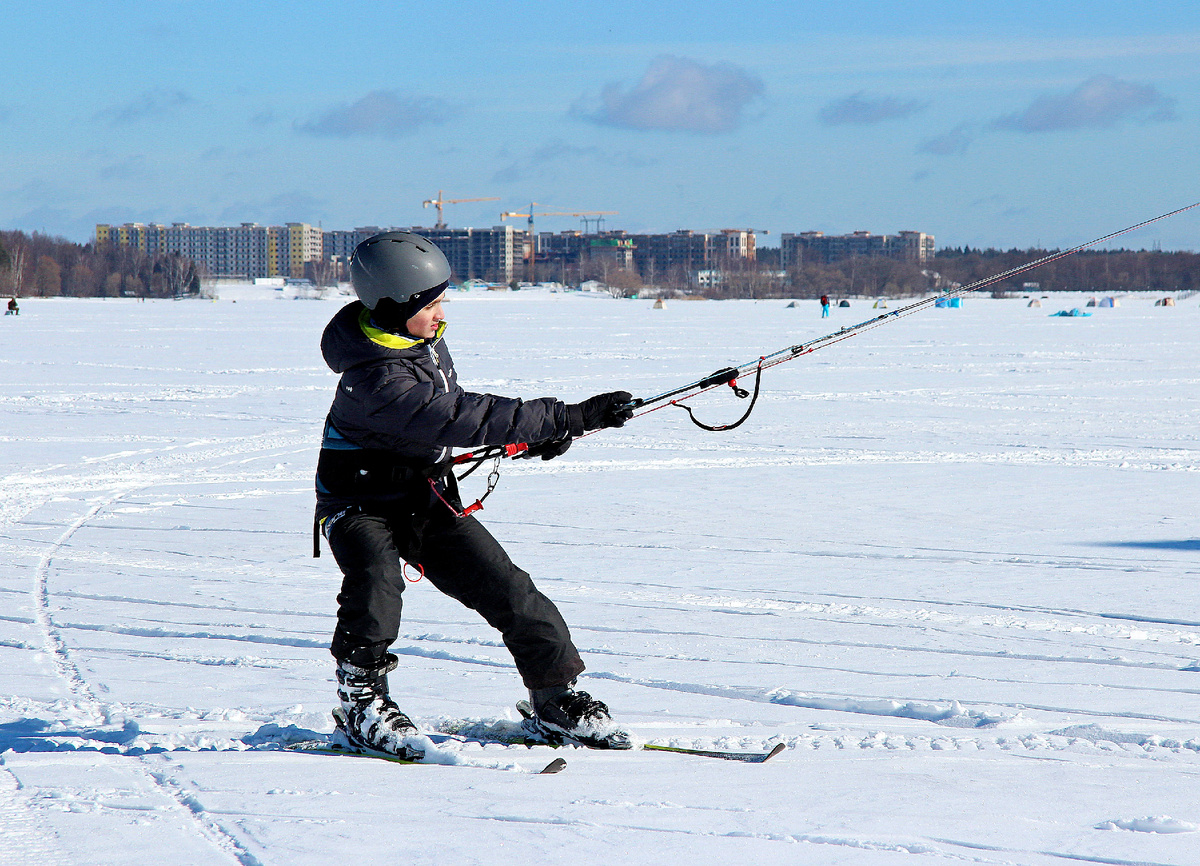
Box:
[314,231,633,754]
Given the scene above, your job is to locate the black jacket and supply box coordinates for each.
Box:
[315,302,572,514]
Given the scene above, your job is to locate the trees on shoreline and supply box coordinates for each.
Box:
[707,247,1200,300]
[0,230,200,299]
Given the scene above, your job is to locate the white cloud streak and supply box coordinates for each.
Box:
[578,55,763,134]
[994,74,1176,132]
[297,91,453,139]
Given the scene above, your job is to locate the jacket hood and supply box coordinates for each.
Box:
[321,301,446,374]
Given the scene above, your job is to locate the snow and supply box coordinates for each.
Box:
[2,288,1199,865]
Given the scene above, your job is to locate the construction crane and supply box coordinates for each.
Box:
[501,206,619,280]
[501,206,618,231]
[422,191,500,229]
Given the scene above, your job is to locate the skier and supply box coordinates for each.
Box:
[314,231,634,754]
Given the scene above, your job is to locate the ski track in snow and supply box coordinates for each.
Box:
[0,762,70,866]
[8,454,1199,754]
[11,471,1200,755]
[3,294,1200,864]
[15,488,276,864]
[137,758,267,866]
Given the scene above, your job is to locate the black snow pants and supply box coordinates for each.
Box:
[324,499,585,691]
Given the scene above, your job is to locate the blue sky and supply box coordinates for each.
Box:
[3,1,1198,250]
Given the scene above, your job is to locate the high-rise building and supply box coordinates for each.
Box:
[535,228,759,284]
[628,230,713,282]
[287,223,324,278]
[96,222,326,279]
[779,230,934,268]
[314,224,528,283]
[323,227,387,262]
[412,225,526,283]
[96,220,935,286]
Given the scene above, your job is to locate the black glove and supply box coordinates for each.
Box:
[524,436,572,461]
[568,390,634,435]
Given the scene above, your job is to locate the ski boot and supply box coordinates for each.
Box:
[333,653,424,759]
[519,683,631,750]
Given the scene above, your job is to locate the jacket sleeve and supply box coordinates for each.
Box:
[340,362,571,449]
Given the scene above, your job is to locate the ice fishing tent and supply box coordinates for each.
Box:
[838,300,850,307]
[1098,297,1120,308]
[786,301,797,308]
[652,298,667,309]
[873,299,888,309]
[1085,297,1099,307]
[1156,297,1175,306]
[1028,299,1042,308]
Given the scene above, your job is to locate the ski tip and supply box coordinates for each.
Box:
[641,740,787,762]
[539,756,568,774]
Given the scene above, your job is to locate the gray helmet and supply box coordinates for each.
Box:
[350,231,451,310]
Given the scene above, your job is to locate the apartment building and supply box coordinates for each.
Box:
[96,222,325,279]
[97,220,935,286]
[628,230,713,281]
[413,224,525,283]
[779,230,935,268]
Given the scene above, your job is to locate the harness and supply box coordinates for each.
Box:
[312,417,534,557]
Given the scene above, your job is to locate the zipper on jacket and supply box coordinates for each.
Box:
[428,343,451,463]
[428,344,450,392]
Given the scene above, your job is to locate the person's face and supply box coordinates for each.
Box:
[405,292,446,339]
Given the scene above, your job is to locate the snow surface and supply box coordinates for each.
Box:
[1,287,1198,865]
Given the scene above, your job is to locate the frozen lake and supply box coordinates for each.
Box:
[1,288,1198,865]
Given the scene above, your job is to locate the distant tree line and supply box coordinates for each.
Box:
[927,247,1197,297]
[609,246,1198,300]
[0,230,200,299]
[702,247,1200,301]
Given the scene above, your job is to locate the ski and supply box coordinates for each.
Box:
[285,739,421,764]
[280,710,567,774]
[284,738,567,775]
[642,741,786,763]
[514,701,785,762]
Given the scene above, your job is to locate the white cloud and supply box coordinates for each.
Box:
[918,123,976,156]
[578,55,763,134]
[818,92,927,125]
[994,75,1176,132]
[93,90,193,125]
[297,91,453,139]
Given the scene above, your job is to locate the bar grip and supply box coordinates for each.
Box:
[698,367,740,389]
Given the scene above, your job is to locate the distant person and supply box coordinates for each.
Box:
[820,294,830,318]
[313,231,634,756]
[5,297,17,316]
